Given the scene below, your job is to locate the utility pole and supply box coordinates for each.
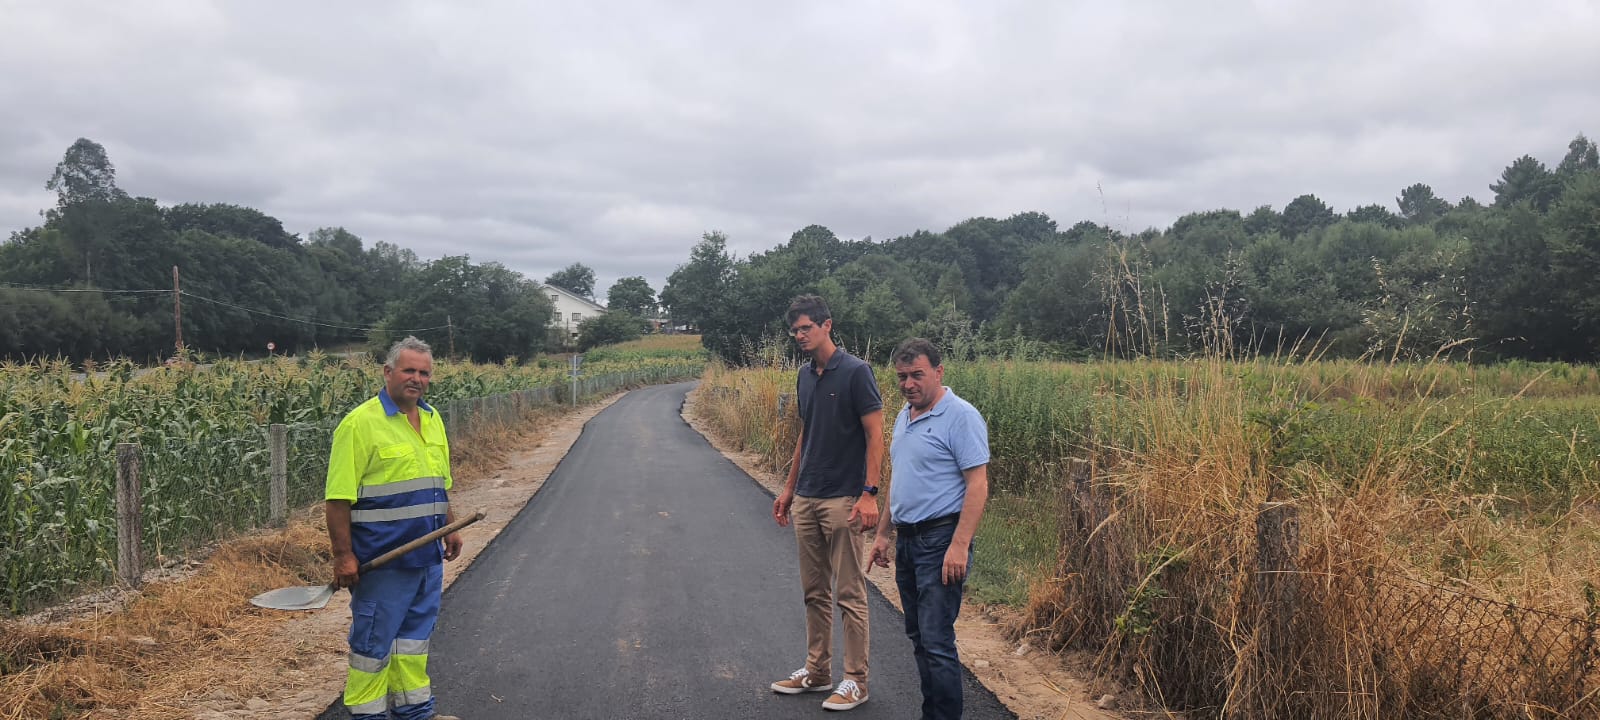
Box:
[172,265,183,357]
[447,315,456,359]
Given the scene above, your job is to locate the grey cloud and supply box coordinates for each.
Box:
[3,0,1599,296]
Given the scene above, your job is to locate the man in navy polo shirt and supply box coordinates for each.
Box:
[870,337,990,720]
[770,294,884,712]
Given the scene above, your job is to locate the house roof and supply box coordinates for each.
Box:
[539,283,607,313]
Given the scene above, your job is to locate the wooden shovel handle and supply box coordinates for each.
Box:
[358,511,485,574]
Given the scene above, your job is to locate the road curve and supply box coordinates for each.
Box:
[320,381,1013,719]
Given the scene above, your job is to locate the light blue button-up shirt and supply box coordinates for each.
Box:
[889,387,990,525]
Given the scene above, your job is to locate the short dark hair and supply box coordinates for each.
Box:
[786,294,831,326]
[892,338,941,368]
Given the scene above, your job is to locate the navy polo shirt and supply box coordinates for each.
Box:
[795,349,883,498]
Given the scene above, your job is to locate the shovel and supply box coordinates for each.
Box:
[250,511,485,611]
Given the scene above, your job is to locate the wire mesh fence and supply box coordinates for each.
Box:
[1034,466,1600,720]
[3,365,698,615]
[1225,567,1600,719]
[1305,572,1600,719]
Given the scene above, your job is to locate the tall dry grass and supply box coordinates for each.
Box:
[696,353,1600,719]
[1014,358,1600,719]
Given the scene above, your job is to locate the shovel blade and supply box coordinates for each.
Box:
[250,584,336,611]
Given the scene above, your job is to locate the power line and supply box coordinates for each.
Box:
[0,281,168,294]
[179,291,450,333]
[0,282,451,334]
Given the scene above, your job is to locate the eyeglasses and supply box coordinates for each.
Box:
[788,323,820,337]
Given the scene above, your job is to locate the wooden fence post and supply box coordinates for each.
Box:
[1247,500,1301,716]
[269,424,287,526]
[1256,501,1300,653]
[115,443,143,588]
[1074,458,1117,625]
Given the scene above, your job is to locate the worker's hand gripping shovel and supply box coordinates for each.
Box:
[250,511,484,611]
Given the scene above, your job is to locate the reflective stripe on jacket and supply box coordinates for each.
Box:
[326,389,453,569]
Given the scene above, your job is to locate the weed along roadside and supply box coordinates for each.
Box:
[0,336,704,720]
[693,357,1600,719]
[0,342,705,616]
[5,364,1106,720]
[682,383,1121,720]
[8,342,1599,719]
[0,395,624,720]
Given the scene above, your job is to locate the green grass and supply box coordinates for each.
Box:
[694,354,1600,716]
[580,334,708,363]
[918,359,1600,505]
[704,355,1600,613]
[968,494,1062,605]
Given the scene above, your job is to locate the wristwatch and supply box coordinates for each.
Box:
[862,485,879,496]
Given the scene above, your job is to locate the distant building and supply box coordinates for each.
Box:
[541,284,607,344]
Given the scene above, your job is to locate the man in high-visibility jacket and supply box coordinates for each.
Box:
[326,336,463,720]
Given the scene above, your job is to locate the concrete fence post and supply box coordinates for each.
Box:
[269,424,287,526]
[115,443,143,588]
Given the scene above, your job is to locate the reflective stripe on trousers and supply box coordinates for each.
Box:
[344,564,442,720]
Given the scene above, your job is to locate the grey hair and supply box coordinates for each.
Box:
[385,336,433,368]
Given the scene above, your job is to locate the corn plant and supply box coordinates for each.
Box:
[1,348,704,615]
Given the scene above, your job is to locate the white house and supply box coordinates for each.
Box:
[541,283,607,342]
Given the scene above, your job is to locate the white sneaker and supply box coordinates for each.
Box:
[771,667,833,694]
[822,679,868,710]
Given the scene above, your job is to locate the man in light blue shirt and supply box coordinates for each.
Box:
[869,338,990,720]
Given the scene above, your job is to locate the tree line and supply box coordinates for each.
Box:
[8,134,1597,364]
[662,133,1600,364]
[0,139,664,362]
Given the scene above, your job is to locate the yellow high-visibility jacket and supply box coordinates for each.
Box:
[325,389,453,568]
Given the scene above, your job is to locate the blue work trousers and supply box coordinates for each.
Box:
[895,521,971,720]
[345,564,442,720]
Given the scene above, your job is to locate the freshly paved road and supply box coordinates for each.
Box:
[320,381,1013,719]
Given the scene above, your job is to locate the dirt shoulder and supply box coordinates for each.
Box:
[680,387,1123,720]
[185,395,626,720]
[10,386,1120,719]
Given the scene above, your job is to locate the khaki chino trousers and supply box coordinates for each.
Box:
[791,495,870,685]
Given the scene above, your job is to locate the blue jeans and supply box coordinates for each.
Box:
[895,521,970,720]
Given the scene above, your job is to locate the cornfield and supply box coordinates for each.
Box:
[1,345,703,615]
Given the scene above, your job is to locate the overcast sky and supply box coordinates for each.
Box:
[3,1,1597,297]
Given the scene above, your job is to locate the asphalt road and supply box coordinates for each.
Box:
[319,381,1013,719]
